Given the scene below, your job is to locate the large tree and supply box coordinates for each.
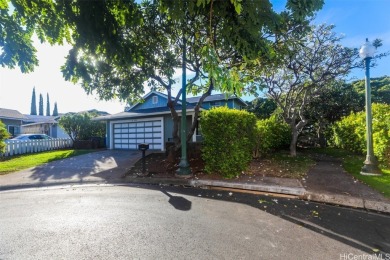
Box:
[52,102,58,116]
[30,87,37,115]
[46,93,50,116]
[257,24,360,156]
[303,80,363,147]
[38,93,43,116]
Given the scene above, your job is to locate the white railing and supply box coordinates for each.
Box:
[2,138,73,157]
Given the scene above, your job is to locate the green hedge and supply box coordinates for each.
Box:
[254,115,291,157]
[200,107,256,178]
[331,103,390,166]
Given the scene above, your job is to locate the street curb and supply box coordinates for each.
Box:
[123,177,390,214]
[302,192,390,213]
[189,179,306,196]
[124,176,191,186]
[0,180,116,192]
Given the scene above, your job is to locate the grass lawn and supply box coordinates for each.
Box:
[313,148,390,198]
[0,149,95,175]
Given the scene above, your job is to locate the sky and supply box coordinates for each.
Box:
[0,0,389,115]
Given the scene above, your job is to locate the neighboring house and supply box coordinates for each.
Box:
[22,115,70,139]
[95,91,247,151]
[0,108,27,138]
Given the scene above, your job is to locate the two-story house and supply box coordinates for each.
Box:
[95,91,246,151]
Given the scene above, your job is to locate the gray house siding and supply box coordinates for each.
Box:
[163,115,173,143]
[1,118,22,137]
[163,115,194,143]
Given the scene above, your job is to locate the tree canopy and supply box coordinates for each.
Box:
[59,112,105,142]
[1,0,324,100]
[351,76,390,105]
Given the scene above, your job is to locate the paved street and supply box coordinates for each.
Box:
[1,184,389,259]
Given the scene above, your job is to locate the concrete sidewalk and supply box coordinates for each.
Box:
[1,150,389,213]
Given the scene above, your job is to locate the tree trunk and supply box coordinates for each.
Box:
[186,82,214,142]
[317,121,327,148]
[288,118,308,157]
[290,125,299,157]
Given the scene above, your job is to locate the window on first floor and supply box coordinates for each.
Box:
[8,125,20,137]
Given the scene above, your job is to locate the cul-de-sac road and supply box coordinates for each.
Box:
[1,184,389,259]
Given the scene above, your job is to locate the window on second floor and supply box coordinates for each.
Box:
[152,96,158,104]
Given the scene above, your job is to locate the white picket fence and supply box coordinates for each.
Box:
[2,138,73,157]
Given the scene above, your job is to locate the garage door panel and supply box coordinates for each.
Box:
[113,119,163,150]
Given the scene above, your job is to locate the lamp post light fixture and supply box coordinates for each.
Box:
[359,39,381,176]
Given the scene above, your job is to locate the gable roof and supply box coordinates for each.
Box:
[23,115,59,124]
[94,104,197,121]
[0,108,27,120]
[127,91,181,111]
[186,93,247,106]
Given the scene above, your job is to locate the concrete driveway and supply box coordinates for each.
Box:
[0,150,142,190]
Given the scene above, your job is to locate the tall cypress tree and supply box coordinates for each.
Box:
[52,102,58,116]
[39,94,44,116]
[46,93,50,116]
[30,87,37,115]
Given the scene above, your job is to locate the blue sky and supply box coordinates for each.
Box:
[0,0,389,115]
[310,0,390,79]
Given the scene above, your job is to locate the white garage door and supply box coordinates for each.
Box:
[112,119,163,150]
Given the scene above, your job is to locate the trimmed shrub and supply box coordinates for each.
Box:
[331,103,390,166]
[0,120,10,153]
[254,115,291,157]
[200,107,256,178]
[59,112,106,143]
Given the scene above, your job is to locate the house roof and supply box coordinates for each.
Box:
[94,104,197,121]
[127,91,181,111]
[0,108,27,120]
[187,93,247,106]
[23,115,59,124]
